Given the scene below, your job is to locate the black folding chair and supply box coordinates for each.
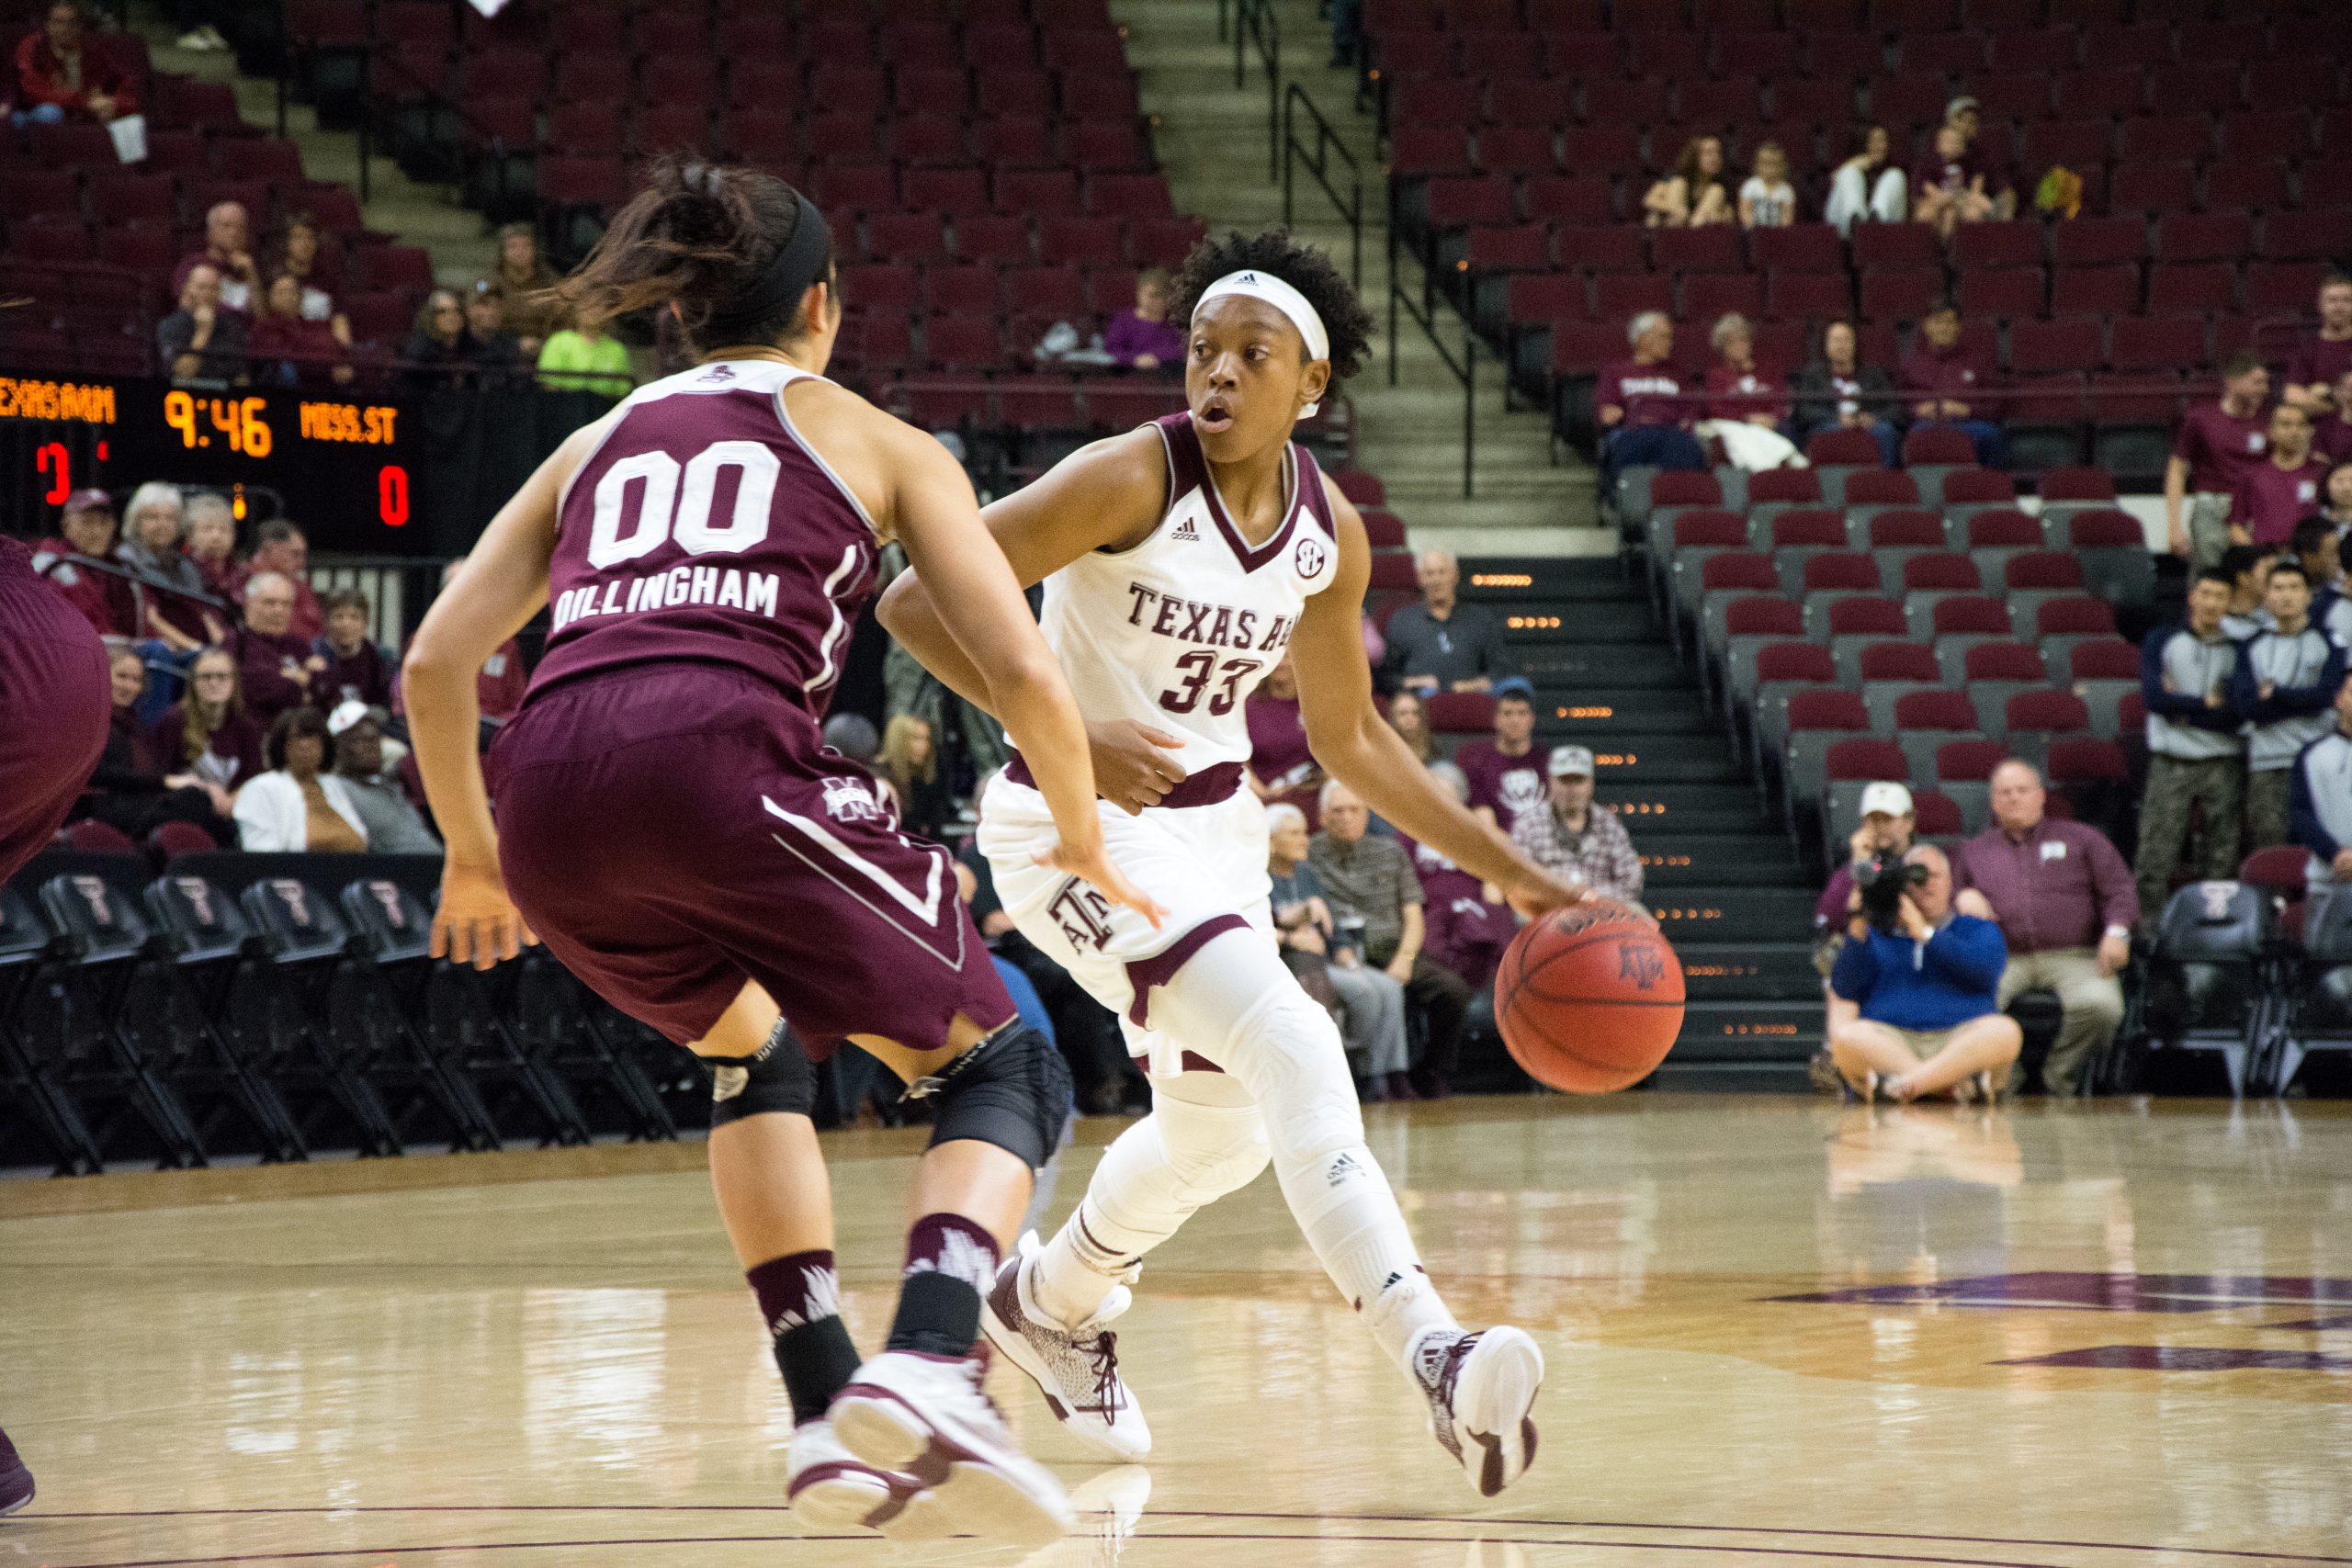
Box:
[2269,891,2352,1095]
[141,874,310,1163]
[237,876,409,1156]
[36,873,207,1168]
[0,886,103,1175]
[2134,881,2278,1098]
[506,949,678,1143]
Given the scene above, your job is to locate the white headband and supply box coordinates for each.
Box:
[1193,269,1329,416]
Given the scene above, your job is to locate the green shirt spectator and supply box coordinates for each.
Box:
[535,326,634,398]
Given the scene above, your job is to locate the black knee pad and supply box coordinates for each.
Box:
[707,1018,816,1127]
[910,1024,1070,1171]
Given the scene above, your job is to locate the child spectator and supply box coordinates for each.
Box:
[1104,268,1184,370]
[314,588,394,709]
[1738,141,1797,228]
[149,645,265,794]
[1912,123,1992,241]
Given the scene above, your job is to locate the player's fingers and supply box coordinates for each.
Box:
[1140,727,1185,750]
[442,917,471,966]
[498,917,522,963]
[518,915,540,948]
[429,917,451,961]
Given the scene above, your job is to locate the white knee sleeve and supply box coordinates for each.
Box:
[1148,1087,1272,1204]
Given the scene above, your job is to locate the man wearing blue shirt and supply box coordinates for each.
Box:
[1827,844,2020,1102]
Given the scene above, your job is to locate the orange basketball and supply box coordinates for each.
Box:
[1495,898,1685,1093]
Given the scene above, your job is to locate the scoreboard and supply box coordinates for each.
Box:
[0,371,432,556]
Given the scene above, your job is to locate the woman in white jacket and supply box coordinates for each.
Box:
[232,706,369,852]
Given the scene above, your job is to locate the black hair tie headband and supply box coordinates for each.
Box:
[699,199,832,344]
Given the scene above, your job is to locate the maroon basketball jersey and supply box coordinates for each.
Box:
[530,359,876,716]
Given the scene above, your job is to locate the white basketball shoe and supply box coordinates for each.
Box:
[982,1231,1151,1461]
[828,1349,1074,1548]
[784,1418,919,1536]
[1417,1327,1544,1497]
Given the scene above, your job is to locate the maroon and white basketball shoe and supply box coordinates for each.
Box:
[828,1350,1073,1547]
[1417,1327,1544,1498]
[785,1418,922,1537]
[981,1232,1150,1461]
[0,1426,31,1517]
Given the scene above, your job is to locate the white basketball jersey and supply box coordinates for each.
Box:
[1036,412,1342,776]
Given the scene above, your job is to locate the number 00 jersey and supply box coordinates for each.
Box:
[1037,412,1340,776]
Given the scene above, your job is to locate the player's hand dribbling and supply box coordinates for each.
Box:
[433,858,537,970]
[1035,837,1169,931]
[1502,866,1596,920]
[1087,719,1187,814]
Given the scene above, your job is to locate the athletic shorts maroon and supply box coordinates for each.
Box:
[487,664,1013,1055]
[0,576,112,885]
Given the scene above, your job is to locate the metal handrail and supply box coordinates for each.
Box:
[1387,191,1478,499]
[1281,83,1363,292]
[1231,0,1281,184]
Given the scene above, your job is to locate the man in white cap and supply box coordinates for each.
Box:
[327,701,441,854]
[1809,781,1918,1090]
[1508,745,1643,905]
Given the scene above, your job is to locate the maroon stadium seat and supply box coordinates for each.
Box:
[2070,640,2142,682]
[2145,263,2236,313]
[1859,269,1943,321]
[2007,317,2103,376]
[1805,428,1885,468]
[1827,738,1912,782]
[1959,269,2044,320]
[1766,270,1852,321]
[2050,265,2141,316]
[2108,316,2204,372]
[1748,468,1823,507]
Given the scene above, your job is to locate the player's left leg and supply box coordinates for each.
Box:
[0,1425,32,1517]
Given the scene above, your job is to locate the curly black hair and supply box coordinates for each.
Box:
[1167,231,1376,384]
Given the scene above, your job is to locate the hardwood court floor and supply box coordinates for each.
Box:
[3,1095,2349,1567]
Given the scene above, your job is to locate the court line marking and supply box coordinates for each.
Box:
[24,1509,2347,1565]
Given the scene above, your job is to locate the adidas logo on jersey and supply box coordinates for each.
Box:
[1170,516,1201,541]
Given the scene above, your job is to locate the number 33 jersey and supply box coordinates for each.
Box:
[1039,411,1340,775]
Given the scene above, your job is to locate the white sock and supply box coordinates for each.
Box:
[1275,1142,1461,1371]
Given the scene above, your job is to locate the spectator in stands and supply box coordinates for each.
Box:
[1381,548,1512,695]
[1105,267,1183,371]
[270,214,345,330]
[79,646,237,849]
[1901,300,2006,469]
[232,706,368,852]
[326,702,439,853]
[1643,136,1733,229]
[1247,653,1322,816]
[2134,568,2246,920]
[1385,688,1436,766]
[2283,273,2352,417]
[1737,141,1797,229]
[234,518,322,638]
[2317,380,2352,467]
[1792,319,1899,466]
[2218,544,2274,638]
[1825,124,1905,239]
[536,309,635,399]
[1312,778,1470,1098]
[1829,844,2019,1102]
[2290,672,2352,926]
[150,645,263,793]
[2231,403,2331,549]
[12,1,136,126]
[250,273,354,388]
[1599,312,1706,481]
[2326,461,2352,539]
[1912,123,1993,242]
[2232,560,2346,848]
[1701,312,1799,470]
[175,202,260,314]
[1951,760,2133,1096]
[313,587,393,710]
[32,487,136,637]
[1456,677,1544,834]
[117,479,224,652]
[876,713,956,841]
[183,491,237,601]
[488,222,561,355]
[158,265,250,388]
[1808,781,1917,1092]
[2293,515,2345,624]
[1942,97,2015,222]
[2165,351,2273,565]
[236,570,328,730]
[1269,802,1411,1101]
[250,274,354,388]
[400,289,494,391]
[1509,745,1643,905]
[462,281,526,378]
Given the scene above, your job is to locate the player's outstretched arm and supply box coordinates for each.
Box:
[876,420,1164,926]
[1293,481,1586,918]
[877,430,1186,811]
[402,419,597,966]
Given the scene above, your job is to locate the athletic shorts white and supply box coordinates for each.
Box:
[978,776,1273,1076]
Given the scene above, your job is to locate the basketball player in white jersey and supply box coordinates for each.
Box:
[880,231,1591,1497]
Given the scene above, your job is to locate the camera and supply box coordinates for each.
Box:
[1855,856,1929,931]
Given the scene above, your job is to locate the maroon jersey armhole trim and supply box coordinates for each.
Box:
[773,372,883,540]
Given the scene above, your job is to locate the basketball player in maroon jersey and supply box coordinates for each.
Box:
[402,160,1159,1547]
[0,534,115,1518]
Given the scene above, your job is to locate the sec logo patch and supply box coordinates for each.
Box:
[1295,536,1329,579]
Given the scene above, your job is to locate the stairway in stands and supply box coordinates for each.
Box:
[1463,557,1823,1089]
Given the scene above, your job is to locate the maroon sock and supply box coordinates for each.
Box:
[746,1249,861,1426]
[885,1214,1000,1358]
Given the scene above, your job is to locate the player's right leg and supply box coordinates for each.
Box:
[0,1426,31,1517]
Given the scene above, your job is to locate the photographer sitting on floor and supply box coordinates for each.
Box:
[1826,844,2021,1104]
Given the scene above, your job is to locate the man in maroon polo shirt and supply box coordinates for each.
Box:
[2314,369,2352,466]
[2284,273,2352,417]
[2232,402,2331,550]
[1597,310,1704,487]
[234,570,328,731]
[2165,352,2271,566]
[1899,300,2006,469]
[1951,760,2137,1096]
